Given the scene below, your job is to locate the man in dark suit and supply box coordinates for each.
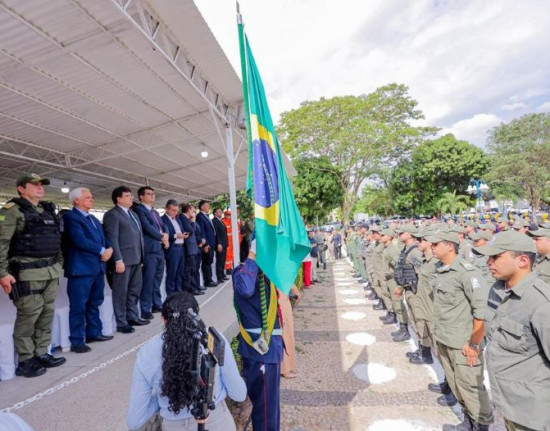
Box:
[179,203,205,294]
[196,200,218,287]
[132,186,168,320]
[63,188,114,353]
[162,199,198,296]
[212,208,229,283]
[103,186,148,334]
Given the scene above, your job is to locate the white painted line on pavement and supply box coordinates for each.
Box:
[338,289,359,295]
[1,279,233,414]
[367,420,438,431]
[343,298,368,305]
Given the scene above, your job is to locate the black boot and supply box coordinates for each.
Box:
[437,391,458,407]
[35,353,66,368]
[406,347,421,358]
[442,414,472,431]
[470,420,489,431]
[392,324,411,341]
[381,312,397,324]
[16,358,46,378]
[410,346,434,364]
[391,325,403,336]
[373,300,385,310]
[323,262,327,270]
[428,379,451,394]
[367,292,378,300]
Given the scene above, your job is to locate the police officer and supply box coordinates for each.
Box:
[470,231,495,286]
[0,173,66,378]
[426,229,493,431]
[232,237,283,431]
[379,229,402,329]
[512,219,530,234]
[395,224,426,346]
[475,231,550,431]
[453,225,474,262]
[363,230,376,297]
[373,227,393,316]
[527,227,550,284]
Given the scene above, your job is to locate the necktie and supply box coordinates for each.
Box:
[128,210,140,231]
[150,208,164,233]
[87,215,97,230]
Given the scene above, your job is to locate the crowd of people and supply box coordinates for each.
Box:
[0,173,252,378]
[345,217,550,431]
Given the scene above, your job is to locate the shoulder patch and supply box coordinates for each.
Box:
[2,202,15,210]
[411,257,422,267]
[471,277,482,290]
[461,261,475,271]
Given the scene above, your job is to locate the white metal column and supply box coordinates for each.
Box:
[226,123,241,266]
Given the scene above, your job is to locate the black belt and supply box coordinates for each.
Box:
[10,257,59,271]
[173,243,184,247]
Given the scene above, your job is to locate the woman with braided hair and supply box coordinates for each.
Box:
[126,292,246,431]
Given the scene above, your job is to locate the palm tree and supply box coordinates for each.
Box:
[436,191,470,216]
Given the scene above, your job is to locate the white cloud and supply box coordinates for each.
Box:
[538,102,550,111]
[440,113,503,147]
[502,102,528,111]
[195,0,550,129]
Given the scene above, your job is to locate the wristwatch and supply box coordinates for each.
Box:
[469,342,481,351]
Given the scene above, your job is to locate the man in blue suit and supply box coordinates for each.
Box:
[179,203,205,293]
[63,188,114,353]
[162,200,199,296]
[132,186,168,320]
[196,200,218,288]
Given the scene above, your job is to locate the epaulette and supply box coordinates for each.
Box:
[460,261,476,271]
[533,279,550,302]
[2,202,15,210]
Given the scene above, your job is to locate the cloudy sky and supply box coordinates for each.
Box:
[195,0,550,147]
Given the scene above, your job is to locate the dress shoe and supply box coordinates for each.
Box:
[117,325,136,334]
[205,282,218,288]
[141,312,154,320]
[442,414,472,431]
[428,381,451,394]
[86,335,114,343]
[222,276,230,281]
[152,307,162,313]
[191,289,205,295]
[70,344,92,353]
[35,353,66,368]
[437,392,458,407]
[16,358,46,378]
[128,318,150,326]
[199,285,207,291]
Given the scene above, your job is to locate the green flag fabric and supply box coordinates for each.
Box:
[238,21,310,294]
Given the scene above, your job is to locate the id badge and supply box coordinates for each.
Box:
[252,335,269,355]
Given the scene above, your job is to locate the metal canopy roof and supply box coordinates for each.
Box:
[0,0,248,207]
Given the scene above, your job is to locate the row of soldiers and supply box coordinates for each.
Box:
[345,219,550,431]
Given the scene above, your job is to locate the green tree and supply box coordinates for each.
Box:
[487,113,550,213]
[353,186,393,217]
[206,189,254,219]
[390,134,488,215]
[291,156,345,223]
[278,83,434,222]
[436,191,470,216]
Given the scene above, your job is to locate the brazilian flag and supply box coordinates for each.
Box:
[238,18,310,294]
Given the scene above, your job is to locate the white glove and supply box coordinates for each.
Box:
[250,238,256,254]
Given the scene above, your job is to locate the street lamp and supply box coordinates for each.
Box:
[466,180,489,218]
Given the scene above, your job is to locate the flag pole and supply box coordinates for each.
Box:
[236,2,253,194]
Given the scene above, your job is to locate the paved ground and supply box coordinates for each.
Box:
[280,257,461,431]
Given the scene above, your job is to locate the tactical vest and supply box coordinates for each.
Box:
[7,198,61,258]
[393,245,419,287]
